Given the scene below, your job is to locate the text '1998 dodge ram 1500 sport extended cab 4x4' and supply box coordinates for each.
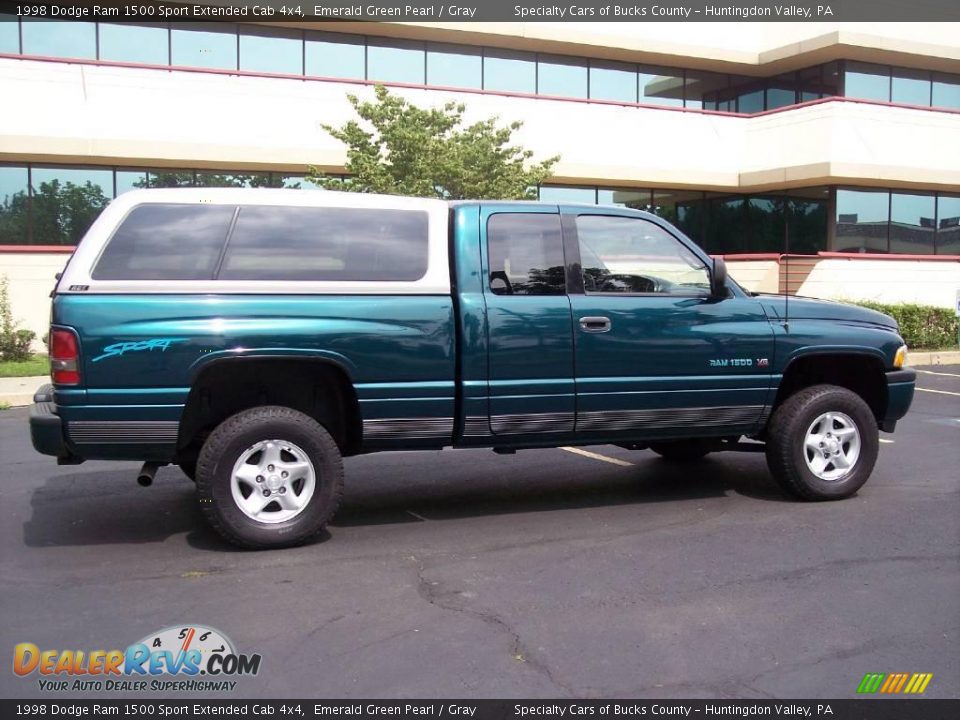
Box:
[30,188,916,548]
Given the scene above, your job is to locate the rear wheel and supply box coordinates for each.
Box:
[765,384,878,500]
[649,439,712,462]
[196,406,344,549]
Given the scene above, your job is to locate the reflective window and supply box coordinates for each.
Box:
[0,14,19,53]
[240,26,302,75]
[147,170,195,187]
[835,189,889,253]
[683,71,728,110]
[115,170,148,195]
[367,39,425,84]
[483,49,536,94]
[598,188,650,208]
[737,89,765,113]
[704,197,748,254]
[0,166,29,245]
[651,190,707,242]
[576,215,709,295]
[31,167,113,246]
[889,193,935,254]
[844,62,890,102]
[638,66,684,107]
[171,24,237,70]
[99,23,169,65]
[427,43,481,89]
[22,19,95,59]
[891,69,930,106]
[787,188,829,254]
[305,32,364,79]
[487,213,565,296]
[94,204,235,280]
[589,61,637,103]
[196,172,273,188]
[937,195,960,255]
[539,186,596,204]
[766,87,796,110]
[932,73,960,110]
[538,55,588,99]
[220,206,429,282]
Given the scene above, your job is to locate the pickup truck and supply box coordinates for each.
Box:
[30,188,916,549]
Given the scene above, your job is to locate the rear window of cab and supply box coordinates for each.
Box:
[92,203,430,282]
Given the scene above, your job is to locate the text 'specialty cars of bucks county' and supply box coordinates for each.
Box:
[30,188,916,549]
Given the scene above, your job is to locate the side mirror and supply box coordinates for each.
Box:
[710,257,728,299]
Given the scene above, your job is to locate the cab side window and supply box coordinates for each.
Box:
[487,213,565,296]
[576,215,710,296]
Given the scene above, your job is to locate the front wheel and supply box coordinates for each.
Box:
[196,406,344,549]
[765,385,879,500]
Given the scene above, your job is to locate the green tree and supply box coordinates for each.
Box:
[308,85,559,199]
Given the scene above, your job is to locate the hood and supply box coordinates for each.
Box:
[755,294,898,330]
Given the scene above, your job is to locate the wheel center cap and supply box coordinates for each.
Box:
[266,475,282,490]
[825,438,841,454]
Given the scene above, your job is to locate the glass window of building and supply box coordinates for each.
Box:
[843,61,890,102]
[305,32,364,79]
[936,195,960,255]
[115,170,148,195]
[891,68,931,106]
[171,24,237,70]
[703,197,749,254]
[0,166,29,245]
[638,66,684,107]
[786,188,829,254]
[539,186,597,204]
[30,167,113,246]
[820,61,843,97]
[598,188,650,208]
[0,15,19,53]
[652,190,707,243]
[147,170,195,187]
[239,26,303,75]
[22,19,96,59]
[766,87,796,110]
[683,71,728,110]
[483,49,536,94]
[196,172,273,188]
[588,61,637,103]
[367,39,425,85]
[737,89,765,113]
[426,43,481,89]
[889,193,935,255]
[834,189,890,253]
[98,22,169,65]
[932,73,960,110]
[537,55,588,99]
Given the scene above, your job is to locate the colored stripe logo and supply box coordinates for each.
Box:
[857,673,933,694]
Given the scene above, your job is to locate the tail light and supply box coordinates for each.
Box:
[49,328,81,385]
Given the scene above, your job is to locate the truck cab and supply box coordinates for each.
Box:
[30,189,916,548]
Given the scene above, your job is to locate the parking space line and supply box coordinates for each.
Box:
[915,369,960,378]
[560,446,635,467]
[879,438,895,444]
[916,387,960,397]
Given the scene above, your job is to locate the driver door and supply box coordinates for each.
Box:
[565,210,774,436]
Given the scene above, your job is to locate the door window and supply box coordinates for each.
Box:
[487,214,565,296]
[576,215,710,295]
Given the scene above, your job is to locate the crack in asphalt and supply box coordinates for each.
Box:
[407,554,577,697]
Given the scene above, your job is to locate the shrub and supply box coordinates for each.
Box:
[847,300,958,350]
[0,275,37,362]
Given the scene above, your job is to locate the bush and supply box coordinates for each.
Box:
[847,300,958,350]
[0,275,37,362]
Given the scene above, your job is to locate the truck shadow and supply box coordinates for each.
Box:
[22,452,790,548]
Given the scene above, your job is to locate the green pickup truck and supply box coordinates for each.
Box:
[30,188,915,549]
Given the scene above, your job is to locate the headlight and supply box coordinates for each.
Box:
[893,344,908,369]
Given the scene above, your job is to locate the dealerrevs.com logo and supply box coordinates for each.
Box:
[13,625,262,693]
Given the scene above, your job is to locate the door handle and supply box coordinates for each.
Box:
[579,316,612,333]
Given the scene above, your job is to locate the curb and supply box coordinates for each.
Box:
[908,350,960,366]
[0,375,48,408]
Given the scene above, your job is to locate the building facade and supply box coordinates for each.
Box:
[1,18,959,340]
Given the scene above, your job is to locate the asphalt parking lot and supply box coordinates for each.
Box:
[1,367,958,700]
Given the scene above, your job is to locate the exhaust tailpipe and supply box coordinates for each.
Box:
[137,462,164,487]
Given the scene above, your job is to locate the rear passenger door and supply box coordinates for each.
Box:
[481,206,575,435]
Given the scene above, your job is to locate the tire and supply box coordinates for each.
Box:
[765,384,878,501]
[649,439,711,462]
[196,406,344,549]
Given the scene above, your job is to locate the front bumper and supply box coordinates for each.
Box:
[881,368,916,432]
